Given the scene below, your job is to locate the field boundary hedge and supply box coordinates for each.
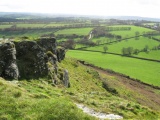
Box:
[76,35,143,50]
[72,49,160,63]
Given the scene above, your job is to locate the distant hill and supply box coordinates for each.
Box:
[104,16,160,22]
[0,12,160,22]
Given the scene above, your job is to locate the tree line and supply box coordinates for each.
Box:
[122,44,160,56]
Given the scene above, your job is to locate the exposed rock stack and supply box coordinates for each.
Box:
[0,42,19,79]
[14,41,49,79]
[0,37,69,87]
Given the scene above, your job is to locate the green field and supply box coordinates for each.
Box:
[0,28,57,38]
[153,35,160,40]
[91,37,113,44]
[85,36,160,59]
[110,25,154,38]
[16,23,47,28]
[67,50,160,87]
[55,28,93,35]
[0,24,12,29]
[135,51,160,60]
[142,23,156,25]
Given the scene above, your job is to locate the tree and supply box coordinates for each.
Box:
[122,47,133,56]
[63,39,76,49]
[96,40,101,45]
[135,31,140,40]
[122,47,128,55]
[103,45,108,53]
[133,49,140,55]
[128,47,134,55]
[143,45,149,53]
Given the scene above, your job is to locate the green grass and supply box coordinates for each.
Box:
[91,37,113,44]
[67,50,160,87]
[86,36,160,58]
[0,78,95,120]
[0,28,58,38]
[134,50,160,60]
[110,25,154,38]
[0,24,12,29]
[0,57,159,119]
[46,23,69,27]
[75,44,87,49]
[153,35,160,40]
[55,28,93,35]
[16,23,47,28]
[143,23,156,25]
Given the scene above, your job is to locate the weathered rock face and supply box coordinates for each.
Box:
[0,42,19,79]
[37,37,57,54]
[14,41,48,79]
[57,47,65,62]
[0,38,67,83]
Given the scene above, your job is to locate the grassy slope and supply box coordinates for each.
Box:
[0,57,159,119]
[67,50,160,87]
[110,25,154,38]
[55,28,93,35]
[0,78,95,120]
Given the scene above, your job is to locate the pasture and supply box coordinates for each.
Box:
[16,23,47,28]
[67,50,160,86]
[110,25,154,38]
[55,28,93,35]
[0,24,12,29]
[85,36,160,60]
[0,28,58,38]
[135,51,160,60]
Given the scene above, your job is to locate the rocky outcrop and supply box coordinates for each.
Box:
[37,37,57,54]
[0,37,69,87]
[57,47,65,62]
[14,41,48,79]
[0,42,19,80]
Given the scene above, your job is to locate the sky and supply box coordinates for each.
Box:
[0,0,160,18]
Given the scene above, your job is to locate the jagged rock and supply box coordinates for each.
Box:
[57,47,65,62]
[37,37,57,54]
[0,42,19,79]
[0,37,67,84]
[46,51,57,65]
[14,41,48,79]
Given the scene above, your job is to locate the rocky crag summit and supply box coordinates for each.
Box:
[0,37,69,87]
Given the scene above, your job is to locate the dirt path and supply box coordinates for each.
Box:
[76,103,123,120]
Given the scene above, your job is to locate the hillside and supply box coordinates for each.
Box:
[0,15,160,119]
[0,57,160,119]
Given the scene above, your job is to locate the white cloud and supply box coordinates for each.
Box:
[0,0,160,18]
